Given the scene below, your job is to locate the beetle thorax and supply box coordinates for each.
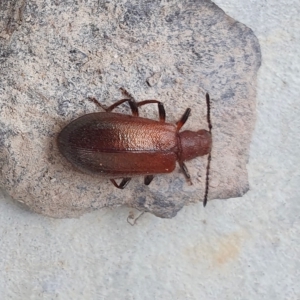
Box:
[178,130,212,162]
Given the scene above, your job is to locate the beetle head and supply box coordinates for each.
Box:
[178,129,212,161]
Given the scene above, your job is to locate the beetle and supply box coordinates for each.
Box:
[57,92,212,206]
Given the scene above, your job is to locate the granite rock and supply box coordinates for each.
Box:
[0,0,261,218]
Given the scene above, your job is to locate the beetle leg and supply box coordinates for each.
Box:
[144,175,154,185]
[179,162,193,185]
[106,99,139,117]
[88,97,138,116]
[137,100,166,122]
[176,108,191,130]
[120,87,133,99]
[88,97,107,110]
[88,97,139,117]
[110,178,131,189]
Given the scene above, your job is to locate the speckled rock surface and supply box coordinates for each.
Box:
[0,0,261,218]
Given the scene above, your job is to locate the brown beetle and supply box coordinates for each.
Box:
[57,92,212,206]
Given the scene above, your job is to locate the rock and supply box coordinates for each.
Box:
[147,72,161,87]
[0,0,261,218]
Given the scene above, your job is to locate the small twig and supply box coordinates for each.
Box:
[127,210,145,226]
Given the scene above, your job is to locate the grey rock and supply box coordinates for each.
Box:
[0,0,261,218]
[147,72,161,87]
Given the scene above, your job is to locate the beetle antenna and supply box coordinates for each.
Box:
[206,93,212,134]
[203,93,212,207]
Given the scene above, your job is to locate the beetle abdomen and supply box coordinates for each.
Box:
[58,112,178,176]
